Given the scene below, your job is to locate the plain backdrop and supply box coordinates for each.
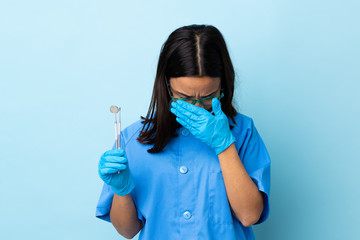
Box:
[0,0,359,239]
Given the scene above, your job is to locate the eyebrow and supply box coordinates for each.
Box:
[172,88,219,98]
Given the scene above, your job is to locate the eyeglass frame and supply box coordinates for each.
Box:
[166,78,224,107]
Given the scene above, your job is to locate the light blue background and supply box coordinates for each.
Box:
[1,1,359,239]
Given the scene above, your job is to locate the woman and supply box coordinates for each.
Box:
[96,24,271,240]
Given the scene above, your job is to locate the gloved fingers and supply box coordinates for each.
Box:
[170,102,201,121]
[175,117,199,135]
[102,149,125,157]
[175,117,190,130]
[211,98,223,116]
[98,158,127,172]
[171,107,202,127]
[102,162,128,169]
[99,166,125,175]
[173,109,202,129]
[101,155,128,164]
[174,100,209,116]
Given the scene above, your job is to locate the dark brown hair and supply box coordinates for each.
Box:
[137,24,238,153]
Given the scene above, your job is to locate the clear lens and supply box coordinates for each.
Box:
[201,98,214,106]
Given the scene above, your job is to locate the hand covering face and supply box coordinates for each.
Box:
[170,98,236,155]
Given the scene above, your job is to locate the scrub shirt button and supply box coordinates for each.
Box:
[181,128,190,136]
[183,211,192,219]
[179,166,188,174]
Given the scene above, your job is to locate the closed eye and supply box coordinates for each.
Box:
[174,89,218,98]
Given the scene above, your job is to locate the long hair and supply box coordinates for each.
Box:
[137,24,238,153]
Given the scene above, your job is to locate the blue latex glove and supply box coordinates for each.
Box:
[170,98,236,155]
[98,149,135,196]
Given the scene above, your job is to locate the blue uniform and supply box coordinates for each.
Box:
[96,112,271,239]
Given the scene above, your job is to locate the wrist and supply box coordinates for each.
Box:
[111,175,135,196]
[111,181,135,196]
[214,132,236,155]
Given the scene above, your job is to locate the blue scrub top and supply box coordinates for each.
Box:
[96,112,271,240]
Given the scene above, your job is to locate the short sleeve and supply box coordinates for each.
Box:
[95,131,145,225]
[95,183,145,225]
[238,119,271,225]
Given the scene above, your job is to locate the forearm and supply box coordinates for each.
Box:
[217,143,264,227]
[110,193,143,239]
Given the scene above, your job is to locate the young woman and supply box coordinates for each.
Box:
[96,24,271,240]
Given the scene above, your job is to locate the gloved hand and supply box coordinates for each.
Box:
[98,149,135,196]
[170,98,236,155]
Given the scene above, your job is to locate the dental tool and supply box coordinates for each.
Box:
[110,105,121,174]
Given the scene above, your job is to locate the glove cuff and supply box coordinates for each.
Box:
[214,133,236,155]
[111,176,135,196]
